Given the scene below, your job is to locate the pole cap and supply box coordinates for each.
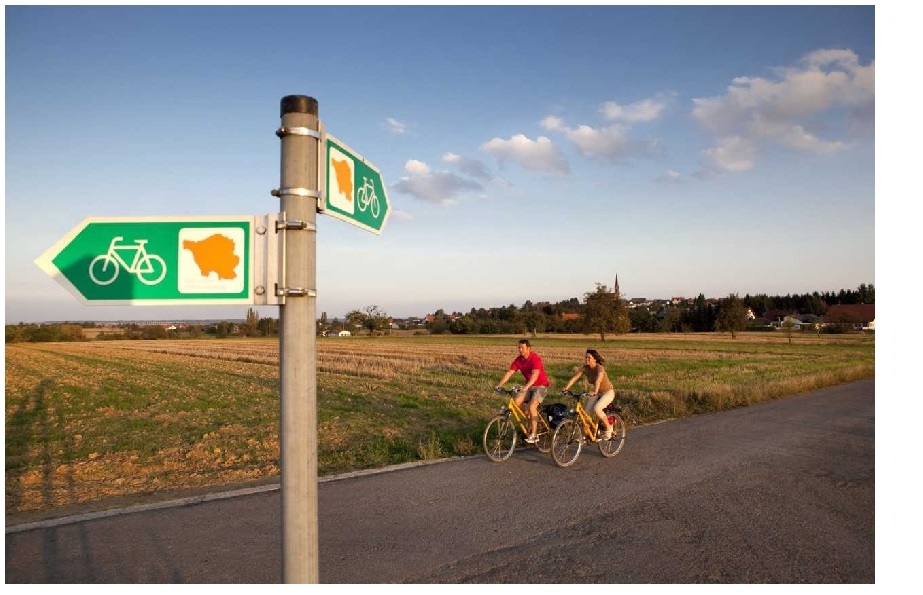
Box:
[281,95,318,117]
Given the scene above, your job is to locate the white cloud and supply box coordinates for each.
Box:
[392,159,483,205]
[691,48,874,164]
[565,124,636,161]
[657,169,683,183]
[540,93,668,164]
[442,152,492,180]
[479,134,569,174]
[405,159,428,175]
[600,96,669,122]
[384,117,407,135]
[540,115,567,132]
[541,118,655,163]
[389,209,413,221]
[702,136,758,173]
[751,119,846,153]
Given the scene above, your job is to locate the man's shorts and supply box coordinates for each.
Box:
[524,386,548,404]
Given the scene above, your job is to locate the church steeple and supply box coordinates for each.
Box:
[614,274,620,296]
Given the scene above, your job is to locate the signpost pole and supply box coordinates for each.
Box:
[277,95,319,583]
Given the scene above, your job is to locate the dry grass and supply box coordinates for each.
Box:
[5,332,873,516]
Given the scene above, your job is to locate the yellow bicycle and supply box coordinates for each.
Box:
[482,386,554,461]
[551,389,627,467]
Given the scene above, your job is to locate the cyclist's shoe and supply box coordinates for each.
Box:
[602,429,614,440]
[524,434,539,444]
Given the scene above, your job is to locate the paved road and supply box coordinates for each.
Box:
[6,379,874,583]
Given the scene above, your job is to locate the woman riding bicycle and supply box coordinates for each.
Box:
[561,349,615,440]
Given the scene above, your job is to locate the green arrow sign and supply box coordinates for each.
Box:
[324,133,390,234]
[35,216,258,305]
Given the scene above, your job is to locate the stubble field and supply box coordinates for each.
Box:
[5,332,874,519]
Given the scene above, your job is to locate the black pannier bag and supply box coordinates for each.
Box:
[544,402,568,428]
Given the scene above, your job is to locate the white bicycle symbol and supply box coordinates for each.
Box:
[88,236,167,286]
[355,176,381,219]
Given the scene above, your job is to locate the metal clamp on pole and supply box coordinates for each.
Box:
[271,187,322,199]
[275,285,317,298]
[276,126,322,139]
[276,220,317,232]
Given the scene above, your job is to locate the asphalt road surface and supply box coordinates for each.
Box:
[5,378,874,583]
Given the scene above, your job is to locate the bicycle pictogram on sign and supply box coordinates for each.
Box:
[355,176,381,219]
[88,236,167,286]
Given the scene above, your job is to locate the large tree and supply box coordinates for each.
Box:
[658,306,682,333]
[715,293,748,339]
[241,307,260,337]
[521,310,545,338]
[360,305,391,335]
[683,293,717,332]
[628,307,656,333]
[344,310,365,334]
[583,283,629,341]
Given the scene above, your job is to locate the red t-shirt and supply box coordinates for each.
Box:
[510,352,549,387]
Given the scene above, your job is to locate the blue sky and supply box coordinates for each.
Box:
[5,5,879,323]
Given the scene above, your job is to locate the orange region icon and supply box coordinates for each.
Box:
[182,234,239,280]
[331,158,353,201]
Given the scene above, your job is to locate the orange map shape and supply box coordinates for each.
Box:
[182,234,239,280]
[331,158,353,201]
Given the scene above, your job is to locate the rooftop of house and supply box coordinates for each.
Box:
[823,304,875,322]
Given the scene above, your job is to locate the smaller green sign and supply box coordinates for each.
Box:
[35,216,256,305]
[324,134,390,234]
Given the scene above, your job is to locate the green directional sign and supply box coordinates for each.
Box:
[35,216,258,305]
[324,133,391,234]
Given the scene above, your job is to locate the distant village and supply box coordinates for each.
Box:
[7,279,874,343]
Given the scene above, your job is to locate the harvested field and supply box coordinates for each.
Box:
[5,333,874,517]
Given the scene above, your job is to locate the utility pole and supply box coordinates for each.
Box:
[276,95,319,583]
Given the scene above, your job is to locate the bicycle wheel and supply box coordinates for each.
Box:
[88,255,119,285]
[483,414,517,462]
[535,426,552,454]
[551,419,583,468]
[137,254,167,285]
[598,413,627,458]
[356,186,368,212]
[371,193,381,219]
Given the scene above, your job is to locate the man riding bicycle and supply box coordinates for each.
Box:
[495,339,550,444]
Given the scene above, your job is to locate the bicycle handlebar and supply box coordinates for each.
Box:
[494,385,521,395]
[562,389,594,399]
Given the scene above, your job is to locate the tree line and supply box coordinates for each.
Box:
[7,284,873,343]
[5,308,278,343]
[420,283,874,339]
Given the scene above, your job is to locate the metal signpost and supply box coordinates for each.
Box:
[275,96,319,584]
[34,94,389,584]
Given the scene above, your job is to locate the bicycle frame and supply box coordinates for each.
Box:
[572,399,601,442]
[106,237,150,273]
[357,178,374,207]
[504,396,551,436]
